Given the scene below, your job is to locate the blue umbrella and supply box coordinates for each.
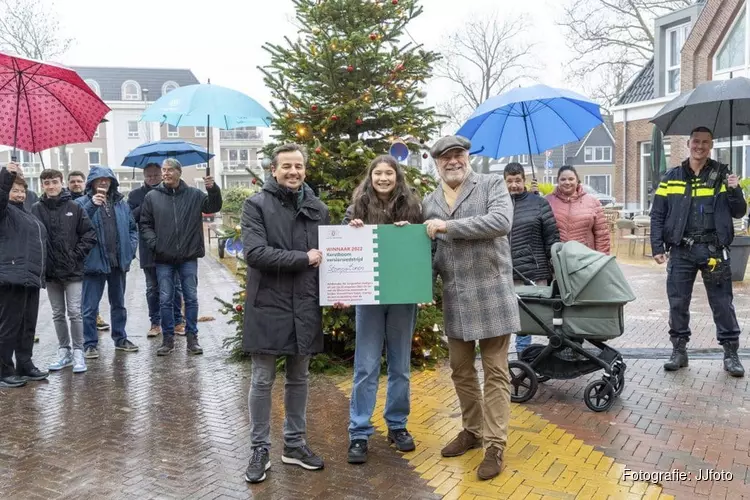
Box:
[122,139,215,168]
[456,84,603,180]
[140,82,272,175]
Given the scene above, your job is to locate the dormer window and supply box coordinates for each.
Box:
[122,80,141,100]
[666,23,690,95]
[715,7,747,74]
[162,81,179,96]
[85,79,100,96]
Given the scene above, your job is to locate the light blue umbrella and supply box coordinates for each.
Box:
[456,84,603,180]
[140,82,272,174]
[122,140,214,168]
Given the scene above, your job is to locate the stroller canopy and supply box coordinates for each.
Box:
[550,241,636,306]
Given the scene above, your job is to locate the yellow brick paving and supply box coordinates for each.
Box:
[337,366,673,500]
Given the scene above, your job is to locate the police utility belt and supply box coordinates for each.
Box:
[680,233,719,247]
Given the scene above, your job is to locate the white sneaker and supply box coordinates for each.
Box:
[72,349,87,373]
[48,348,73,371]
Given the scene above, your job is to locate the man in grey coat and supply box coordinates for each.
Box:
[422,135,520,481]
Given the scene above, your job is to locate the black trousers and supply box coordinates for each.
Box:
[667,244,740,344]
[0,285,40,376]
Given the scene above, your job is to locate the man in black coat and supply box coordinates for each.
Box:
[504,162,560,354]
[128,163,185,337]
[0,163,49,387]
[139,158,222,357]
[241,143,329,484]
[32,168,97,374]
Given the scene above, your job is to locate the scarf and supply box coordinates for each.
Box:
[442,180,463,210]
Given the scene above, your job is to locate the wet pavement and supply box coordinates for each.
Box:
[1,251,749,499]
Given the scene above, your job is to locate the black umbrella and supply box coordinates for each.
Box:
[651,77,750,174]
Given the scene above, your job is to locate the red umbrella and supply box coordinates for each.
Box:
[0,52,110,159]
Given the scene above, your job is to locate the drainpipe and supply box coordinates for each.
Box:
[622,109,628,211]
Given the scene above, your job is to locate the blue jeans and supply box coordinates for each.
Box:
[144,268,183,326]
[516,334,531,354]
[82,269,128,349]
[349,304,416,441]
[156,260,198,339]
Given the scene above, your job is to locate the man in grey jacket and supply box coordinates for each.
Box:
[422,135,520,481]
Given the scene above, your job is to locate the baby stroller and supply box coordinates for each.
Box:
[510,241,636,412]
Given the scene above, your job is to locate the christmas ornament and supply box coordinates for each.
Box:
[356,118,363,125]
[311,104,318,111]
[413,178,421,186]
[235,304,243,313]
[355,147,364,155]
[239,292,246,299]
[417,90,427,98]
[370,33,378,41]
[392,0,398,4]
[315,147,322,153]
[331,115,339,121]
[234,225,241,232]
[347,65,354,72]
[396,63,404,71]
[261,158,272,169]
[422,152,428,159]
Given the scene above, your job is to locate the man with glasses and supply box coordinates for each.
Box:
[128,163,185,338]
[139,158,222,357]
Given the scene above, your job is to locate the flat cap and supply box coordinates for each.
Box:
[430,135,471,159]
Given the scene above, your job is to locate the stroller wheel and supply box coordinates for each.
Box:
[508,360,538,403]
[583,379,615,412]
[612,369,625,396]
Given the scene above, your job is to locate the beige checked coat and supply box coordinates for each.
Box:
[422,171,521,341]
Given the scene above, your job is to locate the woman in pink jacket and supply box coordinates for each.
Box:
[546,166,610,255]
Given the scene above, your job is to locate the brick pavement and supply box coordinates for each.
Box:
[0,256,439,500]
[2,252,750,499]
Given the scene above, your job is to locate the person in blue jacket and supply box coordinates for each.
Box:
[76,166,139,359]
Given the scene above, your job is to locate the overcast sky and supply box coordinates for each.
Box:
[51,0,573,134]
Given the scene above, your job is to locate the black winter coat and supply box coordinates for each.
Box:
[0,169,48,289]
[128,182,157,268]
[651,159,748,255]
[139,180,223,264]
[241,180,330,355]
[31,191,97,283]
[509,191,560,282]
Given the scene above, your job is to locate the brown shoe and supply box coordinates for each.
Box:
[147,325,161,337]
[477,445,504,480]
[174,323,186,336]
[441,429,482,457]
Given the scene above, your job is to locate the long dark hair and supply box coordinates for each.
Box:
[351,155,423,224]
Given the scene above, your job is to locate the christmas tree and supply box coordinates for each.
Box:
[216,0,447,370]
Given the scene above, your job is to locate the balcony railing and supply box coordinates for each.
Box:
[223,161,259,171]
[220,130,263,141]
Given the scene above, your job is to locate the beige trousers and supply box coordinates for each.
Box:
[447,335,511,451]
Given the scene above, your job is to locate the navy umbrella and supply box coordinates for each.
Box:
[122,139,214,168]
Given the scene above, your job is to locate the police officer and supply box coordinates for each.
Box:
[651,126,747,377]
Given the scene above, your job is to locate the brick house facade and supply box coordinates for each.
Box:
[613,0,744,212]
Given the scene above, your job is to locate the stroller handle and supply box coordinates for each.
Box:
[513,267,536,286]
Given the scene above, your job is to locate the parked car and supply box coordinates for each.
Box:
[582,184,616,206]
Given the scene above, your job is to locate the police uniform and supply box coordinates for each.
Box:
[650,158,747,376]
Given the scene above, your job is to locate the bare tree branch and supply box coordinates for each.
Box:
[436,12,539,126]
[559,0,692,106]
[0,0,74,174]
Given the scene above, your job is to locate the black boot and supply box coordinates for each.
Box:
[186,334,203,355]
[664,337,688,371]
[723,340,745,377]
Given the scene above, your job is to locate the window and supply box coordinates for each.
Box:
[167,124,179,138]
[121,80,141,100]
[85,79,100,96]
[195,162,207,170]
[543,175,556,185]
[87,149,101,168]
[584,146,612,162]
[18,150,41,173]
[585,175,611,196]
[127,121,139,138]
[195,126,207,138]
[162,81,179,96]
[716,8,746,72]
[93,124,100,138]
[221,148,251,168]
[54,149,72,171]
[515,154,528,165]
[666,23,690,94]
